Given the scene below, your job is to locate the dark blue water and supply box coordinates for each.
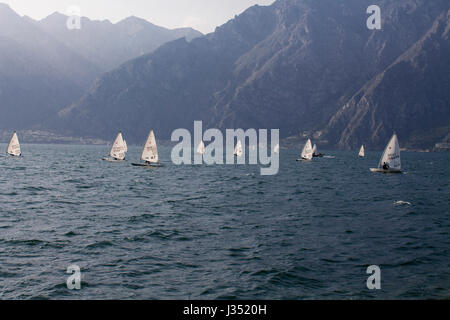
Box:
[0,144,449,299]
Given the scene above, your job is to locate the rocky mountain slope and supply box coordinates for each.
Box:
[322,8,450,150]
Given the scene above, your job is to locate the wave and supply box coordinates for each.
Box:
[394,200,412,206]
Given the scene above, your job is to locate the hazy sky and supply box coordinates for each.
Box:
[4,0,275,33]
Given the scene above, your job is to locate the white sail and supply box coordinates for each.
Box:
[358,145,365,157]
[7,132,21,156]
[141,130,159,163]
[109,132,126,160]
[124,140,128,153]
[378,134,401,170]
[312,144,317,155]
[274,143,280,154]
[196,141,205,154]
[301,139,313,160]
[234,140,243,157]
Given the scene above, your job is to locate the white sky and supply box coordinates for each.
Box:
[3,0,275,34]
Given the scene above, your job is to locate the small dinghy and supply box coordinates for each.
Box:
[358,145,365,158]
[6,131,22,157]
[273,143,280,154]
[370,133,402,173]
[132,130,163,167]
[234,140,243,157]
[197,140,205,155]
[312,143,324,157]
[296,139,313,161]
[103,132,127,162]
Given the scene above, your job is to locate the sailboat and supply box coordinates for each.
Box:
[196,140,205,155]
[296,139,313,161]
[103,132,127,162]
[370,133,401,173]
[132,130,163,167]
[273,143,280,154]
[234,140,243,157]
[6,131,21,157]
[358,145,365,158]
[312,143,325,157]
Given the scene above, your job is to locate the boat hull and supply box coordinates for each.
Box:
[296,158,312,161]
[102,157,125,162]
[370,168,402,173]
[131,163,164,167]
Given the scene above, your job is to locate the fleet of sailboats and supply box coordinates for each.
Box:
[103,131,127,162]
[370,133,401,173]
[132,130,163,167]
[2,129,405,174]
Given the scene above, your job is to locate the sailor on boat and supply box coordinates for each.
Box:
[312,144,323,157]
[370,133,402,173]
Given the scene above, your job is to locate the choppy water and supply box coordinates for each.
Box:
[0,144,449,299]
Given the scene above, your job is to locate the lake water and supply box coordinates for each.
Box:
[0,144,449,299]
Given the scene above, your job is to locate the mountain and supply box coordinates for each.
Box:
[322,9,450,150]
[37,13,202,71]
[49,0,450,149]
[0,3,101,129]
[0,3,202,131]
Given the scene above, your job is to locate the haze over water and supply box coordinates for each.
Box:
[0,144,449,299]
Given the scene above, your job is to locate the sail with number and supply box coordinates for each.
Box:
[301,139,313,160]
[197,141,205,154]
[378,134,401,170]
[234,140,243,157]
[7,131,21,156]
[358,145,365,158]
[141,130,159,163]
[109,132,127,160]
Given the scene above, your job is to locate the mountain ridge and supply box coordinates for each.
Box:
[53,0,450,149]
[0,2,203,130]
[35,9,203,71]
